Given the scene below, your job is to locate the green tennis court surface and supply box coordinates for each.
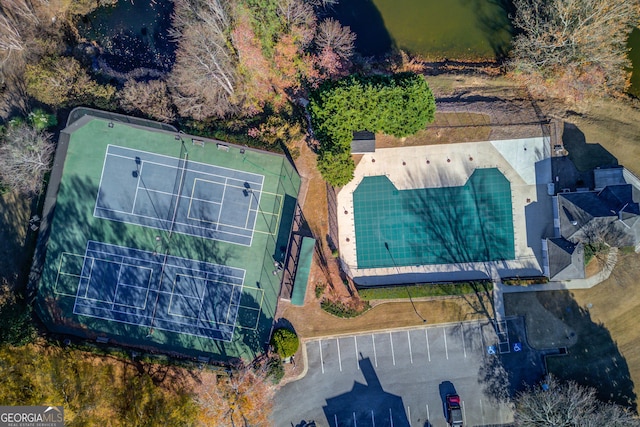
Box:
[36,111,300,361]
[353,168,515,268]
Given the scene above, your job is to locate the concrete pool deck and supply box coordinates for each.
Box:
[337,137,554,285]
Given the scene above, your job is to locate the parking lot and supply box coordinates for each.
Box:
[274,318,543,427]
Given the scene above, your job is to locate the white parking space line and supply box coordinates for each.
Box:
[462,400,467,426]
[407,331,414,364]
[372,334,378,367]
[334,414,338,427]
[461,326,467,358]
[354,336,359,370]
[389,408,394,427]
[371,410,375,427]
[353,412,357,426]
[426,404,430,421]
[407,406,411,426]
[425,329,431,362]
[390,332,396,366]
[443,328,449,360]
[337,338,343,372]
[319,340,325,374]
[480,398,485,426]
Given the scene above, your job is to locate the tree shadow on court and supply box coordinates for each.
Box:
[322,357,410,427]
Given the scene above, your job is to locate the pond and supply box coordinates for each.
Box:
[334,0,640,98]
[627,29,640,98]
[76,0,176,75]
[330,0,513,60]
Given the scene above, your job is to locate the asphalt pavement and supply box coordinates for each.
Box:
[274,317,545,427]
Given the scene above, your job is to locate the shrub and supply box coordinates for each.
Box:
[265,356,285,384]
[309,73,436,185]
[25,56,115,108]
[0,293,36,346]
[270,328,299,358]
[584,242,608,265]
[27,109,57,131]
[315,282,326,298]
[320,299,371,318]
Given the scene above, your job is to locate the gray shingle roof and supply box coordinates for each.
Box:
[547,238,585,280]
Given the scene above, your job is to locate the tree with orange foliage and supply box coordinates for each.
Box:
[196,362,275,427]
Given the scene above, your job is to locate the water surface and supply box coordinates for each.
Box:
[332,0,513,59]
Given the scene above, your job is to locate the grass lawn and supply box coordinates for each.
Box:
[505,253,640,410]
[358,282,489,300]
[280,292,494,338]
[376,112,492,148]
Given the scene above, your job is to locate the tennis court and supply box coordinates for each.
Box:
[353,168,515,268]
[35,111,301,360]
[94,145,278,246]
[56,241,247,341]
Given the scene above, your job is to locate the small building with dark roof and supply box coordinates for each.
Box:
[351,131,376,154]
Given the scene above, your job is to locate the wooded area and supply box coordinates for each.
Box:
[509,0,640,100]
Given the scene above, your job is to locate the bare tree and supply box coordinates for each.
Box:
[119,79,175,123]
[0,123,54,196]
[278,0,315,31]
[514,375,638,427]
[510,0,640,95]
[0,14,23,62]
[169,0,238,119]
[315,18,355,60]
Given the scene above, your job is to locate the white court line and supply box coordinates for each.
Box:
[93,147,111,218]
[95,206,254,245]
[444,328,449,360]
[139,186,223,206]
[372,334,378,367]
[390,332,396,366]
[216,178,228,226]
[461,325,467,358]
[319,341,325,374]
[106,146,265,183]
[407,331,413,364]
[75,242,246,336]
[83,257,96,299]
[337,338,343,372]
[111,262,124,310]
[87,242,245,280]
[425,329,431,362]
[131,161,143,214]
[72,304,236,341]
[354,336,359,370]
